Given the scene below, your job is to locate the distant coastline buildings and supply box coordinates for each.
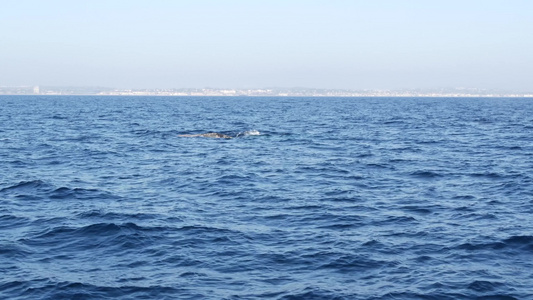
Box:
[0,86,532,97]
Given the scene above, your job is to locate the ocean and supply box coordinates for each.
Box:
[1,96,532,299]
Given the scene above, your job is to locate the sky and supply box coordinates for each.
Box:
[1,0,532,91]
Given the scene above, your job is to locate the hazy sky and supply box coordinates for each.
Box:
[1,0,532,91]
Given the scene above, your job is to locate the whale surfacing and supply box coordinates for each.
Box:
[179,132,232,139]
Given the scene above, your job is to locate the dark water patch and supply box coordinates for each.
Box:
[316,217,366,230]
[50,133,103,143]
[0,214,30,229]
[76,210,163,222]
[0,244,32,259]
[49,187,120,201]
[414,255,433,262]
[19,222,163,253]
[0,180,57,201]
[474,296,519,300]
[322,189,359,199]
[456,242,507,251]
[176,224,241,234]
[505,145,522,150]
[51,114,68,120]
[417,139,447,144]
[400,205,433,215]
[284,204,324,211]
[370,291,470,300]
[452,195,477,200]
[456,235,533,253]
[469,172,507,179]
[365,163,395,169]
[467,280,505,292]
[324,196,369,204]
[8,280,185,300]
[410,170,443,179]
[388,157,414,163]
[354,151,374,158]
[317,254,389,273]
[1,181,121,204]
[279,287,347,300]
[383,119,406,125]
[502,235,533,251]
[451,212,499,222]
[361,239,385,248]
[375,215,418,226]
[215,174,250,184]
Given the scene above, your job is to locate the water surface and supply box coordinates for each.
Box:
[1,96,532,299]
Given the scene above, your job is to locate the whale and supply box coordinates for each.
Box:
[178,132,232,138]
[179,130,260,139]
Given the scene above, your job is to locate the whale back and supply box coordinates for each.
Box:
[201,132,232,138]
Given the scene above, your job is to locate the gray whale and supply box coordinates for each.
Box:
[179,132,232,139]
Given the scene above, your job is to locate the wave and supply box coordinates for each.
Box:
[0,180,51,192]
[467,280,505,292]
[0,280,183,300]
[0,214,31,230]
[277,287,349,300]
[76,210,162,222]
[317,254,390,272]
[49,187,120,201]
[19,222,168,254]
[0,180,120,202]
[456,235,533,252]
[0,180,55,201]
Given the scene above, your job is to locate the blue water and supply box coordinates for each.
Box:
[1,96,533,299]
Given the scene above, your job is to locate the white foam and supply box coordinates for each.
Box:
[244,130,261,136]
[236,130,261,137]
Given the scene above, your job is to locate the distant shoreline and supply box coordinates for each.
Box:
[1,87,532,98]
[1,94,532,98]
